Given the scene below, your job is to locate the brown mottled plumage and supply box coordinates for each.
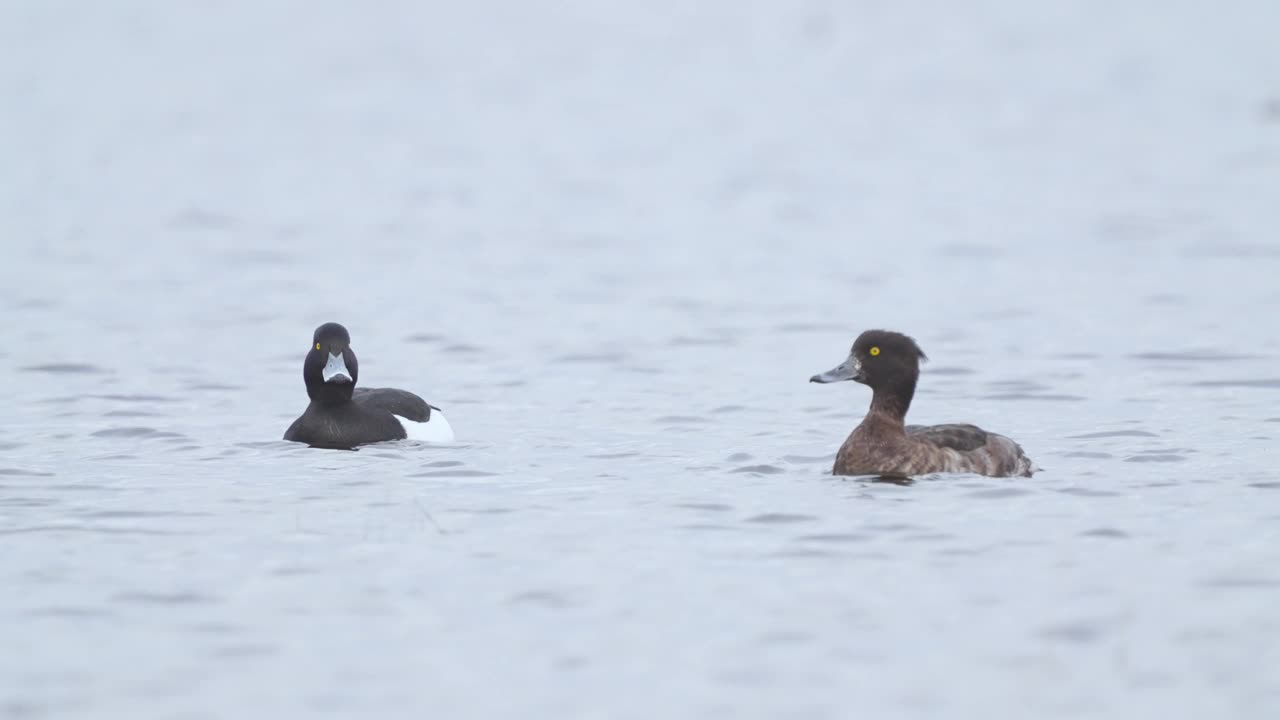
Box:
[811,330,1035,479]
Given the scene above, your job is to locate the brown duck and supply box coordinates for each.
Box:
[810,330,1036,478]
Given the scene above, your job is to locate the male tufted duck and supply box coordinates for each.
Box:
[810,330,1035,478]
[283,323,455,449]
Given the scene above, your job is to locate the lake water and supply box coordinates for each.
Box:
[3,1,1280,718]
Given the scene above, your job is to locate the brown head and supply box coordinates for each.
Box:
[810,329,928,416]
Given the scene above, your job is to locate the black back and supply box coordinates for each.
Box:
[354,388,434,423]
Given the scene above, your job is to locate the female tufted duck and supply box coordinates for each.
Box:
[810,330,1035,478]
[283,322,455,449]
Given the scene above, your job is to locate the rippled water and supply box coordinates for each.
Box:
[4,1,1280,718]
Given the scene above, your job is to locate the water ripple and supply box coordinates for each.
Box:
[1124,454,1186,463]
[794,533,869,543]
[0,468,54,477]
[966,487,1032,499]
[1057,487,1122,497]
[1200,576,1280,589]
[655,416,709,424]
[91,427,185,439]
[554,353,625,364]
[1133,351,1261,362]
[21,363,108,374]
[113,591,220,606]
[745,513,816,524]
[2,525,186,536]
[729,464,784,475]
[674,503,732,512]
[1191,379,1280,389]
[508,590,574,609]
[983,393,1086,402]
[1069,430,1158,439]
[1080,528,1129,539]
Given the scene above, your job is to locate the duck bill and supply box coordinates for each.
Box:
[321,352,352,384]
[810,357,862,384]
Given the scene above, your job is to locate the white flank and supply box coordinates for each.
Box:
[396,409,455,443]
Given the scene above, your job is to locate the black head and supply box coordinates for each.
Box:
[303,322,359,404]
[810,329,927,398]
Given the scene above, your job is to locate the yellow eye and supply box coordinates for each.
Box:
[869,346,880,356]
[315,343,321,351]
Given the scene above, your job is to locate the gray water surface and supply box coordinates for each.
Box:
[3,1,1280,718]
